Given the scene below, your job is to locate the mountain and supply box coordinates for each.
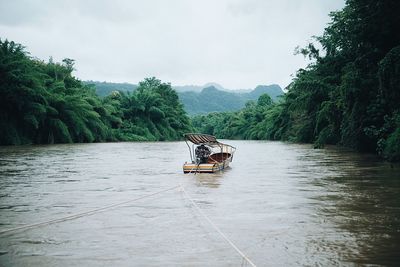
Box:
[85,81,225,95]
[173,82,250,93]
[246,84,283,101]
[85,80,284,115]
[202,82,225,91]
[174,83,226,93]
[179,84,284,115]
[178,86,246,115]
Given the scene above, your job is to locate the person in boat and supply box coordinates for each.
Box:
[195,144,211,164]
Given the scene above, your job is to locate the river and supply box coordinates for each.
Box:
[0,141,399,266]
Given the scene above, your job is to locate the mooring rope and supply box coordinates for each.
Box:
[188,163,200,174]
[179,185,257,267]
[1,183,257,266]
[0,185,180,235]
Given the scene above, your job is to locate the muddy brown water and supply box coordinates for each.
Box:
[0,141,399,266]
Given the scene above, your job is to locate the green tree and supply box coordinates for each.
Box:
[0,39,191,145]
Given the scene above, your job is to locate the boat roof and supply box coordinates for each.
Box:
[184,133,236,152]
[184,133,219,145]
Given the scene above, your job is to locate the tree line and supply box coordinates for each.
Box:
[1,0,399,161]
[193,0,400,161]
[0,39,190,144]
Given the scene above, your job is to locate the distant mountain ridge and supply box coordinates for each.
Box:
[180,84,283,115]
[85,81,284,115]
[249,85,283,101]
[174,82,250,93]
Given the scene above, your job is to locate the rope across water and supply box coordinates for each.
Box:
[0,183,257,266]
[179,185,257,267]
[0,185,180,235]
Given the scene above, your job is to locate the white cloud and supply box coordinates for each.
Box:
[0,0,345,89]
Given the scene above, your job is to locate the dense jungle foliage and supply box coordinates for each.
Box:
[193,0,400,161]
[0,40,190,144]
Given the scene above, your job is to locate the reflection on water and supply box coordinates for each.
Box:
[0,141,399,266]
[194,172,225,188]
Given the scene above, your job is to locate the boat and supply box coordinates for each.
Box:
[183,133,236,173]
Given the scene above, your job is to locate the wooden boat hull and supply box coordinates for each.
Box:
[183,153,232,173]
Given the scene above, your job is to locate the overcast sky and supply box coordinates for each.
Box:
[0,0,344,89]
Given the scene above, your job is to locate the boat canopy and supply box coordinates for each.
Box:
[184,133,236,165]
[184,133,219,146]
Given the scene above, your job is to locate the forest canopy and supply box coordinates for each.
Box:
[0,39,190,144]
[193,0,400,161]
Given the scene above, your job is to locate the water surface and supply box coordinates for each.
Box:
[0,141,399,266]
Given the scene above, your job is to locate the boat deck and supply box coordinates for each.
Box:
[183,153,232,173]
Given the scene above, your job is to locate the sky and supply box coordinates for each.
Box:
[0,0,345,89]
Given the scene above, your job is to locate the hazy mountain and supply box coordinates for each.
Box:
[202,82,225,91]
[179,84,284,115]
[246,84,283,100]
[173,82,246,93]
[179,86,246,115]
[86,80,284,115]
[86,81,226,94]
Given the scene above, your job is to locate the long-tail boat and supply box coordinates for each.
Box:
[183,133,236,173]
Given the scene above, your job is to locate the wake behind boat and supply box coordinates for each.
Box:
[183,133,236,173]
